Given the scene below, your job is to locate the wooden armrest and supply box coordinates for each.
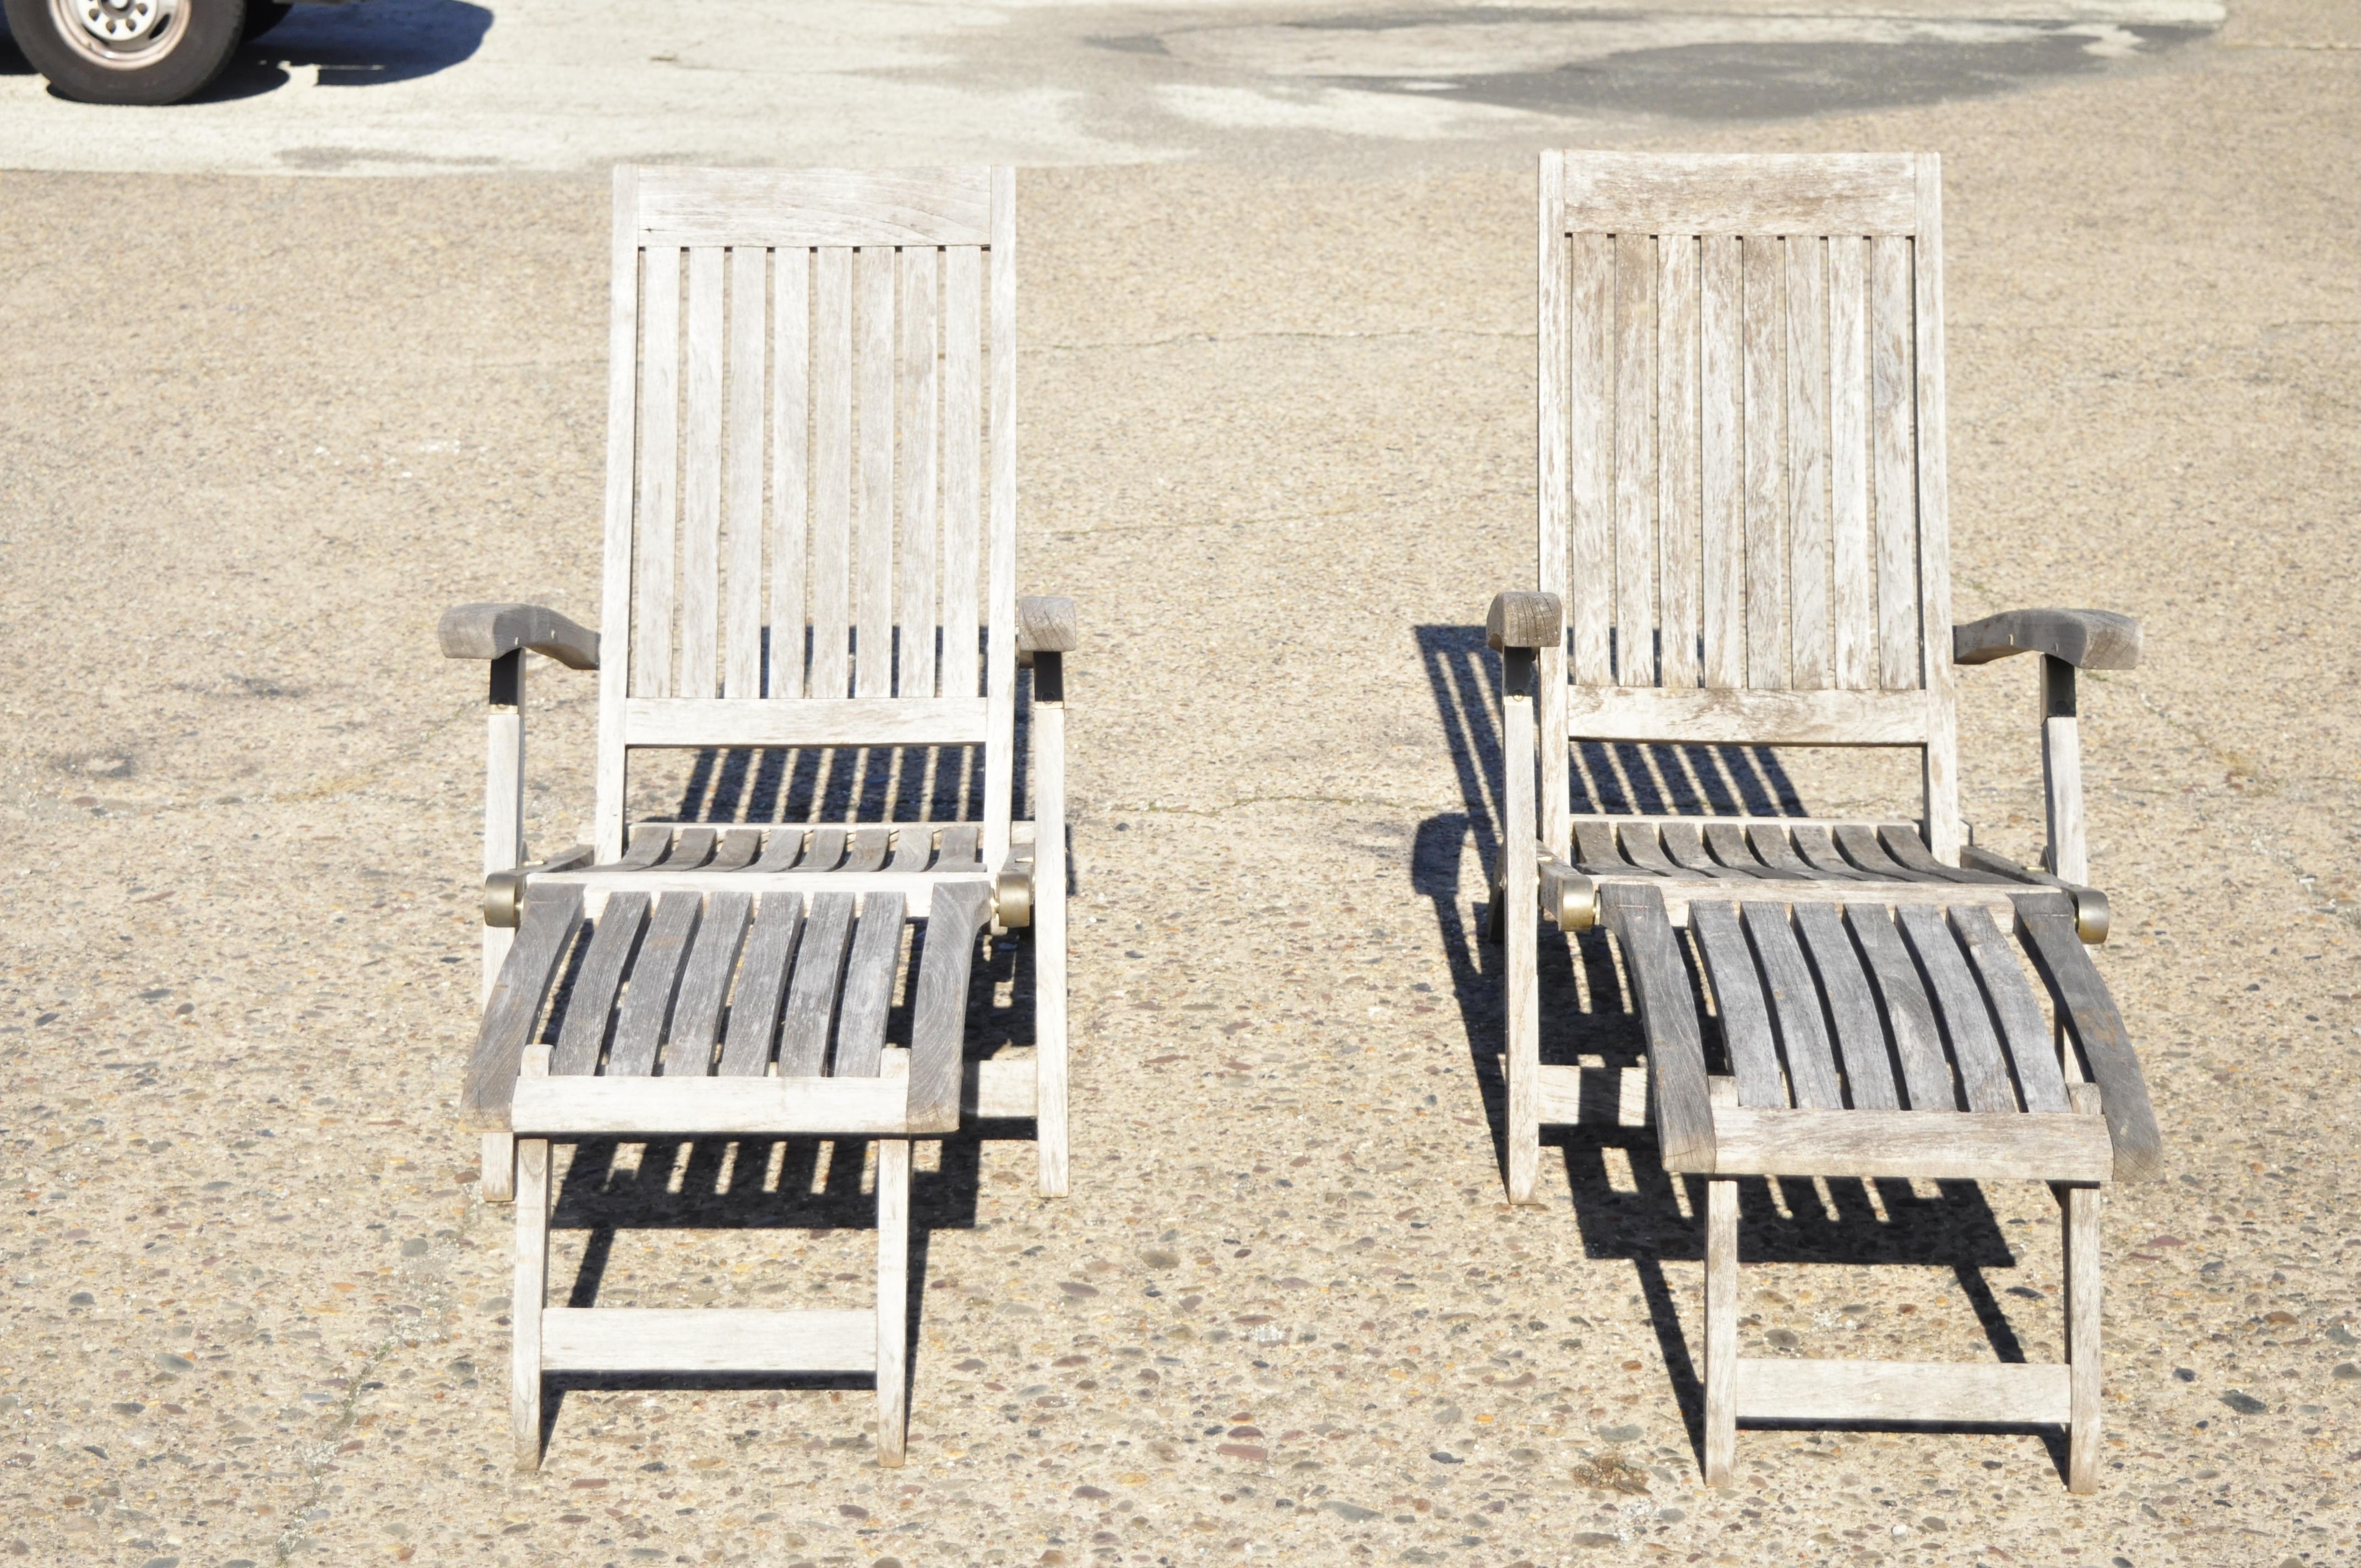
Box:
[439,602,601,671]
[1952,608,2139,670]
[1016,595,1078,655]
[1486,591,1564,653]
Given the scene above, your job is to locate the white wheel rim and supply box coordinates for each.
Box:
[48,0,186,68]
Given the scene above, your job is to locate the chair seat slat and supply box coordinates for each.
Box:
[552,891,650,1076]
[1896,905,2019,1113]
[778,892,856,1075]
[1690,902,1787,1109]
[1952,905,2071,1113]
[606,892,702,1077]
[1793,902,1898,1109]
[717,893,803,1077]
[832,894,907,1078]
[659,891,752,1077]
[1845,904,1957,1112]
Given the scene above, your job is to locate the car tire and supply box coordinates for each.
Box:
[2,0,247,105]
[240,0,286,40]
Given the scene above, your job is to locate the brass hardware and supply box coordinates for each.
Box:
[2073,887,2110,945]
[993,869,1034,929]
[1544,864,1598,932]
[483,869,527,929]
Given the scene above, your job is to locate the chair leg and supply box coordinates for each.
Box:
[2063,1182,2102,1493]
[1704,1177,1739,1486]
[1503,891,1540,1205]
[481,1133,516,1204]
[510,1136,551,1472]
[875,1139,912,1468]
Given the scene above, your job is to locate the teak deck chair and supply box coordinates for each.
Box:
[1486,153,2162,1490]
[437,166,1077,1468]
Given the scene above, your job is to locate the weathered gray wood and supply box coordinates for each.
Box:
[1614,230,1658,688]
[1950,904,2069,1113]
[779,891,856,1076]
[510,1087,550,1469]
[1827,235,1873,689]
[833,894,907,1077]
[1562,686,1931,745]
[1832,823,1941,883]
[1747,824,1852,881]
[1895,904,2018,1113]
[717,892,802,1076]
[1614,821,1683,878]
[606,891,702,1077]
[898,244,940,699]
[1598,884,1715,1171]
[1573,819,1641,874]
[1538,150,1572,698]
[1658,232,1702,688]
[982,166,1019,875]
[856,244,897,700]
[633,244,682,701]
[439,603,600,670]
[841,827,891,874]
[1786,824,1875,881]
[2064,1176,2101,1491]
[678,244,726,699]
[885,829,932,873]
[1732,1359,2072,1424]
[1660,820,1755,881]
[2015,899,2163,1180]
[659,825,718,868]
[770,244,810,699]
[1558,153,1919,236]
[797,826,850,872]
[633,166,994,248]
[707,827,763,871]
[1568,230,1615,687]
[1709,1106,2111,1181]
[1704,1159,1738,1487]
[1689,901,1787,1109]
[907,880,987,1133]
[1699,232,1745,689]
[594,165,643,858]
[460,888,586,1131]
[750,826,812,872]
[1706,821,1792,879]
[660,891,752,1076]
[1881,824,2010,884]
[875,1121,912,1468]
[1845,903,1957,1112]
[550,890,648,1077]
[934,823,982,869]
[1913,154,1962,865]
[512,1071,913,1135]
[623,695,989,748]
[1740,901,1845,1108]
[1785,235,1832,690]
[1952,608,2141,670]
[1485,591,1562,653]
[810,246,855,699]
[723,244,769,699]
[940,244,983,701]
[1016,594,1080,654]
[540,1306,878,1373]
[1869,234,1918,691]
[1793,902,1898,1108]
[1743,234,1788,691]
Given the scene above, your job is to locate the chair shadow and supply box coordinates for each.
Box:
[1411,624,2057,1472]
[196,0,492,103]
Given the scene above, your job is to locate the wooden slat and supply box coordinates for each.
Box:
[723,245,768,699]
[658,826,717,868]
[606,891,701,1077]
[1532,1062,1651,1127]
[1732,1358,2072,1424]
[940,245,983,700]
[779,891,856,1075]
[798,826,850,870]
[1832,823,1940,883]
[660,891,751,1076]
[770,246,811,699]
[1711,1107,2109,1182]
[459,889,586,1130]
[833,894,907,1077]
[1882,824,2008,883]
[1606,875,2021,924]
[841,828,891,874]
[1614,821,1683,878]
[1952,905,2070,1113]
[1568,231,1615,687]
[1741,901,1845,1108]
[1870,235,1919,691]
[969,1056,1037,1118]
[1793,902,1897,1108]
[983,167,1018,872]
[1826,235,1873,689]
[1574,819,1642,873]
[1845,903,1957,1112]
[897,246,940,699]
[1787,824,1874,881]
[624,695,989,747]
[616,823,672,870]
[707,827,763,871]
[875,1123,911,1466]
[1915,157,1961,863]
[512,1071,913,1136]
[810,247,855,699]
[1689,901,1787,1108]
[1563,685,1930,745]
[934,823,982,869]
[550,891,648,1077]
[1745,824,1848,881]
[1538,150,1571,694]
[550,872,980,913]
[907,881,988,1131]
[2064,1180,2102,1489]
[1706,820,1792,879]
[885,830,932,873]
[749,827,810,872]
[634,166,993,248]
[716,892,802,1076]
[1614,232,1657,687]
[1784,236,1831,690]
[1658,233,1701,688]
[594,166,644,859]
[855,245,896,699]
[1557,154,1919,236]
[678,245,726,699]
[541,1306,876,1374]
[1660,820,1755,881]
[1896,904,2017,1113]
[2014,898,2162,1180]
[1699,233,1745,689]
[1598,885,1715,1171]
[633,244,682,699]
[1742,235,1787,690]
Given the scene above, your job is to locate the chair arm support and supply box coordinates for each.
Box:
[1952,608,2139,670]
[1962,846,2111,943]
[1486,590,1564,654]
[1015,594,1078,661]
[439,602,601,672]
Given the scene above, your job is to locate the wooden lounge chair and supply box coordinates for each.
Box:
[1486,153,2162,1490]
[437,166,1076,1468]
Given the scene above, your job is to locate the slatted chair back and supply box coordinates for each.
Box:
[1536,153,1961,859]
[592,166,1019,866]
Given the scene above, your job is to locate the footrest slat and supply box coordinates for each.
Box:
[541,1309,877,1374]
[1734,1359,2071,1425]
